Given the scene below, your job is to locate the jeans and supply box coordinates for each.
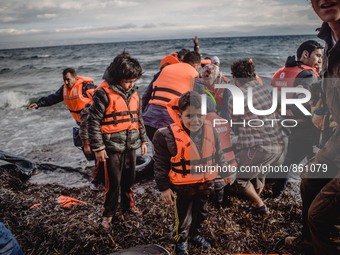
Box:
[235,144,284,191]
[0,222,24,255]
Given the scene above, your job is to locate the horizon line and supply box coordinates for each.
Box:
[0,33,318,51]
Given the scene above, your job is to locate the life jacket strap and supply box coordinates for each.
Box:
[151,86,182,102]
[69,109,83,114]
[171,155,213,167]
[222,147,233,153]
[101,118,138,126]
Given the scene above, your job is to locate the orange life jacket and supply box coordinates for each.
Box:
[272,64,319,90]
[149,63,198,107]
[205,112,238,169]
[99,81,139,134]
[201,59,212,65]
[160,54,180,69]
[57,195,86,207]
[166,97,217,185]
[169,122,217,185]
[63,76,95,122]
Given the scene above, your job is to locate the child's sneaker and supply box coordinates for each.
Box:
[89,181,104,191]
[90,183,101,191]
[101,216,112,230]
[190,235,211,249]
[175,240,188,255]
[125,206,142,216]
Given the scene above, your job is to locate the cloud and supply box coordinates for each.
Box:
[142,23,156,29]
[0,28,42,35]
[36,13,58,19]
[0,0,322,49]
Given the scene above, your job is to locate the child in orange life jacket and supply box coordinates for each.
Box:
[153,91,235,254]
[87,51,148,229]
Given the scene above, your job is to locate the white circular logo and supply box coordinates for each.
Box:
[279,72,285,79]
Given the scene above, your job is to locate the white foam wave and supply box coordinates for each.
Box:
[38,54,50,58]
[0,91,29,109]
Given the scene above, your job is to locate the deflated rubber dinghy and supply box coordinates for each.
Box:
[0,150,153,183]
[0,150,35,180]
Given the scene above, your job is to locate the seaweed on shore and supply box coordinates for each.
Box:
[0,167,303,255]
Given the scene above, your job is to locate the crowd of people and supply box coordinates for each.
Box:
[15,1,340,255]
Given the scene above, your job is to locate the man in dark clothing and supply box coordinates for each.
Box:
[27,68,96,125]
[285,1,340,254]
[27,68,101,189]
[271,40,323,197]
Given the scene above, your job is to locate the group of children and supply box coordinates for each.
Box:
[82,49,270,255]
[25,48,324,255]
[28,48,285,255]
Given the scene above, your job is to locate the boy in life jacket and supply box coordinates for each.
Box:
[153,91,235,255]
[88,51,148,230]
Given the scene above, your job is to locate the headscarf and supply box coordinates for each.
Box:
[211,56,220,66]
[202,64,222,86]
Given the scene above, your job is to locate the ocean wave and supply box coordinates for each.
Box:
[0,91,30,109]
[15,64,37,71]
[19,55,51,59]
[0,68,11,74]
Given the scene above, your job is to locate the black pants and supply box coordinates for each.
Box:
[272,127,318,195]
[300,127,340,254]
[92,160,105,185]
[145,125,159,142]
[172,181,214,242]
[103,149,136,217]
[306,176,340,255]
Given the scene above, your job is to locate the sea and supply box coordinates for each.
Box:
[0,35,322,187]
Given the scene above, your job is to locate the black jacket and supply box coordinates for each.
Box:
[314,22,340,178]
[318,22,340,124]
[36,83,96,108]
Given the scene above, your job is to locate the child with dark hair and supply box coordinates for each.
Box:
[88,51,148,229]
[153,91,235,254]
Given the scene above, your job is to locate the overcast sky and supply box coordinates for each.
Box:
[0,0,322,49]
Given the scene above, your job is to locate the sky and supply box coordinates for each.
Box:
[0,0,322,49]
